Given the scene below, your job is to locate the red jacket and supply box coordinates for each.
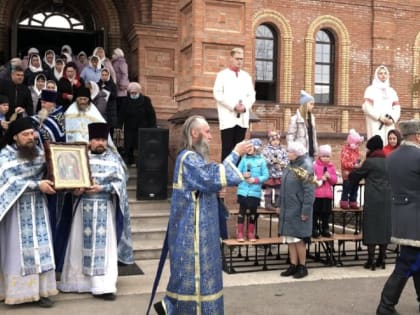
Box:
[314,159,338,199]
[341,144,360,180]
[383,144,398,156]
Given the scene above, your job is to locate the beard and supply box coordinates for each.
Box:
[193,135,210,161]
[38,108,49,125]
[17,142,38,160]
[91,146,106,155]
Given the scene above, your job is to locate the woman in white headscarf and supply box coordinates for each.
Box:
[92,47,116,83]
[362,65,401,144]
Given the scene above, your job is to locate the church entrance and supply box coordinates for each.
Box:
[16,26,105,59]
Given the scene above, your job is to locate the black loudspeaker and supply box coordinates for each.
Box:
[137,128,169,200]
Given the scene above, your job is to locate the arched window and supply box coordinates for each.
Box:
[19,12,84,30]
[255,24,277,101]
[315,29,335,104]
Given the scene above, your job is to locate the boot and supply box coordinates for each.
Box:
[247,223,256,242]
[293,264,308,279]
[280,264,297,277]
[154,301,166,315]
[376,245,387,269]
[312,219,320,238]
[264,195,276,211]
[321,215,331,237]
[376,271,408,315]
[365,245,376,271]
[340,200,350,209]
[236,223,244,242]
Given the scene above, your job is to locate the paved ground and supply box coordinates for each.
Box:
[1,259,418,315]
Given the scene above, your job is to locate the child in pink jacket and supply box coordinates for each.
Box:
[313,144,338,237]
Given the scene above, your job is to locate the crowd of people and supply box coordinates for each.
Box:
[0,44,160,309]
[0,44,157,165]
[153,50,417,315]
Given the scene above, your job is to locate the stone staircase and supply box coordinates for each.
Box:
[127,166,170,260]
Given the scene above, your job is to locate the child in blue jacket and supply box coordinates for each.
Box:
[236,138,269,242]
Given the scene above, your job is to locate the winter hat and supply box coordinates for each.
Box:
[299,90,314,106]
[127,82,142,93]
[398,119,420,137]
[268,130,281,142]
[366,135,383,151]
[287,141,306,156]
[318,144,332,157]
[0,95,9,105]
[249,138,262,151]
[347,129,364,148]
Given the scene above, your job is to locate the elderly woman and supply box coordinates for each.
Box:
[286,90,318,159]
[278,141,315,279]
[118,82,157,165]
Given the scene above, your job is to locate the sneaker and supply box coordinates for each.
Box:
[312,230,320,238]
[280,264,297,277]
[37,297,54,308]
[293,264,308,279]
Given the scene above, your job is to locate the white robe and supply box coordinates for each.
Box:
[58,200,118,294]
[0,204,57,304]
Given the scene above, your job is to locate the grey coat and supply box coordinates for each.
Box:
[349,151,391,245]
[387,142,420,247]
[278,155,315,238]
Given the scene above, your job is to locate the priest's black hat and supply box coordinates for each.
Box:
[40,89,57,103]
[88,122,109,140]
[5,117,34,144]
[75,86,91,100]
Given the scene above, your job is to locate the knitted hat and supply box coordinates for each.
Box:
[287,141,306,156]
[366,135,383,151]
[0,95,9,105]
[249,138,262,151]
[399,119,420,137]
[318,144,332,157]
[88,122,110,140]
[127,82,141,93]
[347,129,364,146]
[40,89,57,103]
[299,90,314,105]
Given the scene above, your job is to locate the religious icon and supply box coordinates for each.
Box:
[45,142,92,189]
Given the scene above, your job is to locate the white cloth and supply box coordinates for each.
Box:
[362,65,401,144]
[0,206,57,304]
[213,68,256,130]
[58,201,118,294]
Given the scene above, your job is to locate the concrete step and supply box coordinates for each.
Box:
[131,226,167,241]
[133,239,163,260]
[128,199,170,212]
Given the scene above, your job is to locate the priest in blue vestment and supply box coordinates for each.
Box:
[57,122,133,301]
[154,115,252,315]
[0,117,57,307]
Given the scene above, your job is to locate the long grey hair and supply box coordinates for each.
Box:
[181,115,209,159]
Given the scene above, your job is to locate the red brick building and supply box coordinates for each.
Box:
[1,0,420,163]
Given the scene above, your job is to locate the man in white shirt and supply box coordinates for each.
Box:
[213,47,256,161]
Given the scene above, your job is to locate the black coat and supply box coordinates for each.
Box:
[118,94,157,130]
[349,150,391,245]
[97,79,118,128]
[57,76,85,111]
[0,79,33,119]
[386,143,420,247]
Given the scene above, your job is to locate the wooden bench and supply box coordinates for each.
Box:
[222,237,284,273]
[332,207,364,234]
[228,207,278,237]
[333,233,363,266]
